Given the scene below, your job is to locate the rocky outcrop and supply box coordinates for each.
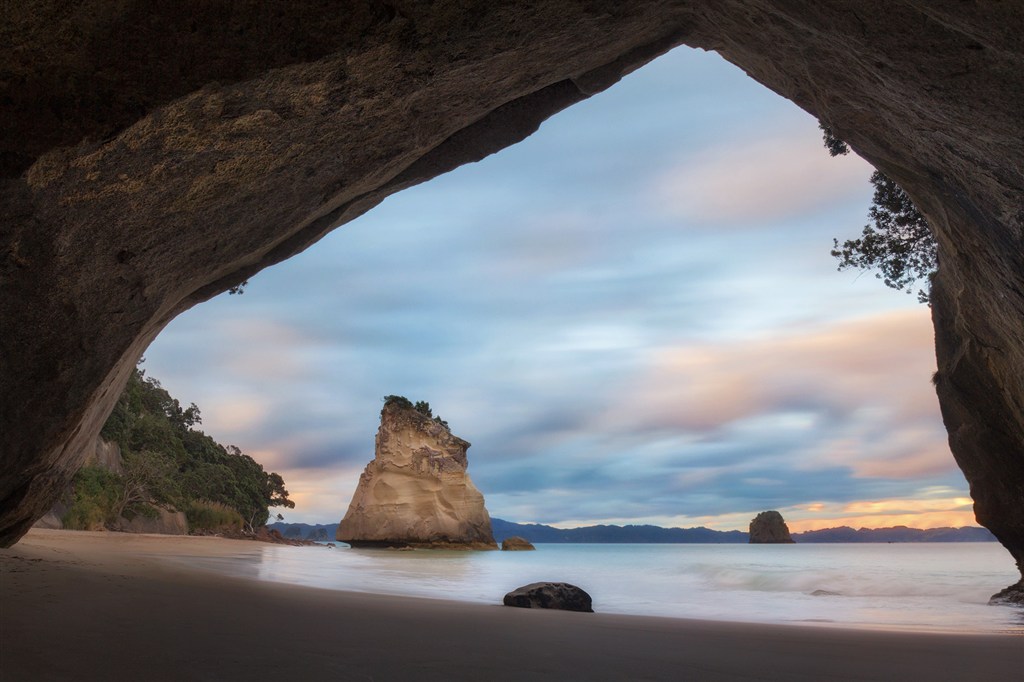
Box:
[337,401,497,549]
[31,509,63,530]
[501,536,536,551]
[503,582,594,612]
[749,511,795,544]
[113,506,188,535]
[989,579,1024,606]
[0,4,1022,600]
[82,437,124,476]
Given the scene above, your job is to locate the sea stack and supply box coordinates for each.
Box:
[748,511,795,544]
[337,397,497,549]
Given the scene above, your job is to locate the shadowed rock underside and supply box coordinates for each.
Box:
[1,1,1022,596]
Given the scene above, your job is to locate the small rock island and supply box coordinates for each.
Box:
[337,397,497,549]
[501,536,535,551]
[748,510,796,544]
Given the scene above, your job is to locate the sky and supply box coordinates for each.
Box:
[142,46,976,533]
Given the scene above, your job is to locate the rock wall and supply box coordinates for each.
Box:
[337,401,497,549]
[83,437,124,476]
[113,507,188,536]
[1,3,1021,592]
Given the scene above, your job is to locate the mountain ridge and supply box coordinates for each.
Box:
[270,519,995,544]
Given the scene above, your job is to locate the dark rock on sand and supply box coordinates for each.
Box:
[503,582,593,612]
[501,536,535,551]
[749,511,795,544]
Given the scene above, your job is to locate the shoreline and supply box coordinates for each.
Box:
[2,530,1022,681]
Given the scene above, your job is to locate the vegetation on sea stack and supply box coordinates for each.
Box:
[63,366,293,532]
[383,394,449,428]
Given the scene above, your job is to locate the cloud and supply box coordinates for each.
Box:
[204,397,273,434]
[652,129,873,227]
[270,465,367,525]
[608,309,952,480]
[782,491,977,532]
[550,490,977,533]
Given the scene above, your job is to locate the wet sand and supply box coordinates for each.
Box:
[2,529,1021,681]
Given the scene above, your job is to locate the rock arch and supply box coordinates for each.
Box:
[2,2,1021,593]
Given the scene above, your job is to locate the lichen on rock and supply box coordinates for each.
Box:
[336,399,497,549]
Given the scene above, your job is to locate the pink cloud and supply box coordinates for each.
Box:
[653,128,873,226]
[609,309,954,479]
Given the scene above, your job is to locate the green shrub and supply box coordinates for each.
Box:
[94,366,294,533]
[62,466,122,530]
[382,395,413,412]
[186,500,245,533]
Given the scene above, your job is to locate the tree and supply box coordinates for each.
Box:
[223,445,294,531]
[382,395,413,412]
[89,366,294,534]
[264,471,294,510]
[115,450,177,518]
[821,124,937,303]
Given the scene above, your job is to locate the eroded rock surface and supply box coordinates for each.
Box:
[1,3,1022,598]
[337,401,496,549]
[749,511,795,544]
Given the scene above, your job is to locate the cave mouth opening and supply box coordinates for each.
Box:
[138,46,968,540]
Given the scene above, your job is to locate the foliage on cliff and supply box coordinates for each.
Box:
[821,124,937,303]
[64,367,292,532]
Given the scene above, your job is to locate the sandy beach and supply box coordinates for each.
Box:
[1,530,1021,681]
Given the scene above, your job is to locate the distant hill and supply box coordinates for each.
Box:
[491,518,747,543]
[793,525,996,543]
[268,522,339,542]
[271,520,996,544]
[492,519,995,544]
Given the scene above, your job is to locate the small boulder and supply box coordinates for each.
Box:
[503,582,593,612]
[748,510,795,544]
[501,536,535,551]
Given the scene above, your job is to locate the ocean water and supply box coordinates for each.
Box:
[171,543,1024,634]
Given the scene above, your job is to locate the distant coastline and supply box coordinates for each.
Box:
[269,519,996,544]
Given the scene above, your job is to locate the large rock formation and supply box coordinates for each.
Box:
[1,2,1022,595]
[749,511,796,544]
[337,400,497,549]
